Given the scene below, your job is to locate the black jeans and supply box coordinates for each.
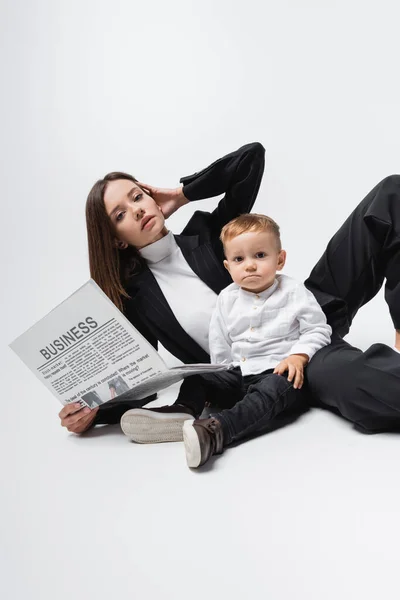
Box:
[175,367,308,446]
[304,175,400,432]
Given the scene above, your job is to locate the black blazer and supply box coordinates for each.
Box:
[96,142,265,424]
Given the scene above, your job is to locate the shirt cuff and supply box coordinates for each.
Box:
[289,344,314,361]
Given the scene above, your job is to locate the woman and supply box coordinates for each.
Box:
[59,142,400,436]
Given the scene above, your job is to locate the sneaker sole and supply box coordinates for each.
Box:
[182,420,201,468]
[121,409,192,444]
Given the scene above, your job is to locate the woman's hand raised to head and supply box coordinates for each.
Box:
[137,182,189,219]
[59,403,99,434]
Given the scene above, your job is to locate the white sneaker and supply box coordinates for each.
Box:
[120,405,195,443]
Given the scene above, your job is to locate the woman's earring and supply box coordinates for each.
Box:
[117,241,127,250]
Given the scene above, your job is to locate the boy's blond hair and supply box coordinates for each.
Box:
[220,213,282,251]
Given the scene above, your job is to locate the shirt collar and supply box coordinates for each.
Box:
[138,230,176,264]
[239,277,279,301]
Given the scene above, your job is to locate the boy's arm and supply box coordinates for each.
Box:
[289,284,332,361]
[180,142,265,234]
[209,297,232,365]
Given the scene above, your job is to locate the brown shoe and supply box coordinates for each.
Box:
[182,418,224,468]
[121,405,195,443]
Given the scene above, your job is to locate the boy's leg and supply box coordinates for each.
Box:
[173,368,245,416]
[121,369,244,443]
[183,371,308,467]
[304,175,400,430]
[214,372,307,445]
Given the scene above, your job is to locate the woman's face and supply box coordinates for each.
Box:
[104,179,166,249]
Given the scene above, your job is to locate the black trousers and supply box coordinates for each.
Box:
[175,367,308,446]
[304,175,400,433]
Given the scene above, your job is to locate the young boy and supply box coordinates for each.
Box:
[182,213,332,468]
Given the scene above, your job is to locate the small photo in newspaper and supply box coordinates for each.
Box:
[80,375,131,407]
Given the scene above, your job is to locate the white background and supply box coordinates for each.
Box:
[1,1,400,599]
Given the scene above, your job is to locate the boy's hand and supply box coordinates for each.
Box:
[273,354,309,389]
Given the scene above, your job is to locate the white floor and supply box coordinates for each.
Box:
[3,311,400,600]
[3,1,400,596]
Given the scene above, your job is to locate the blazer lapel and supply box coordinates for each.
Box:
[128,266,210,361]
[174,234,231,294]
[130,267,176,328]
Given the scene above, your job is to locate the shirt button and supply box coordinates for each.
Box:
[255,294,260,299]
[250,327,255,331]
[253,306,257,310]
[241,357,246,362]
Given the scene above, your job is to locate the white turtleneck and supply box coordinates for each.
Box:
[139,231,218,354]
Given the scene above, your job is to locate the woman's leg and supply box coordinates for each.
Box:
[307,334,400,432]
[305,175,400,431]
[305,175,400,334]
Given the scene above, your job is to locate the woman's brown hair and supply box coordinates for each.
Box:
[85,172,146,311]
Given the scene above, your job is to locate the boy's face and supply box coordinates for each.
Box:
[223,230,286,293]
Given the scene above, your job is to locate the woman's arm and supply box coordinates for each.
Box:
[138,142,265,232]
[180,142,265,233]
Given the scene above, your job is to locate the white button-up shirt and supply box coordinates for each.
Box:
[209,274,332,376]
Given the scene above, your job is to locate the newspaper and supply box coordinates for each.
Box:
[9,280,230,408]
